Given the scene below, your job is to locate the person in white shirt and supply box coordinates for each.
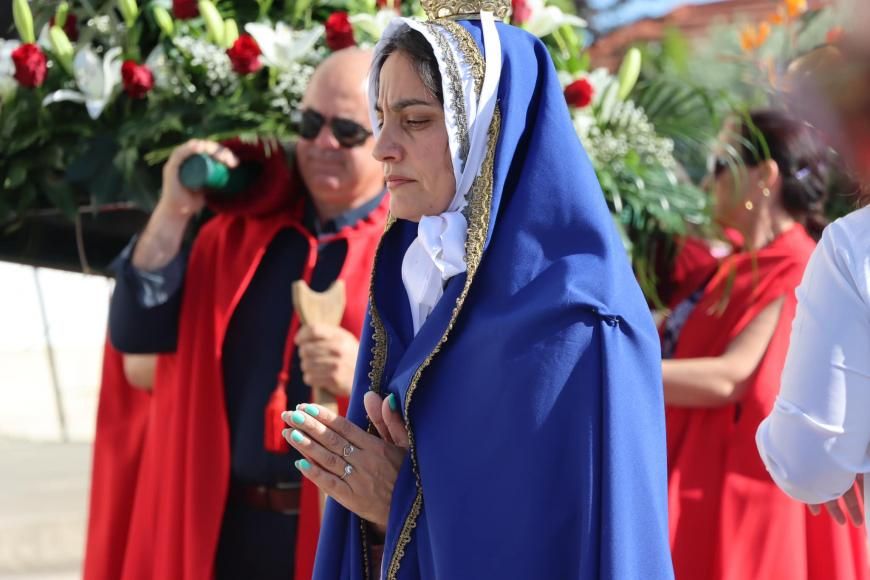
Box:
[757,0,870,527]
[756,203,870,527]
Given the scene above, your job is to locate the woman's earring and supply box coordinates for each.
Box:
[762,187,771,197]
[745,200,754,211]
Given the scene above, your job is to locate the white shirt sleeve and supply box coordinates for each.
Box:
[756,208,870,505]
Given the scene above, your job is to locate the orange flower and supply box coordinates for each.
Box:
[826,26,844,44]
[785,0,808,18]
[740,25,757,52]
[757,21,771,44]
[769,10,784,25]
[740,22,771,52]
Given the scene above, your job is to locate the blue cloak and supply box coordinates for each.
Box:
[314,19,674,580]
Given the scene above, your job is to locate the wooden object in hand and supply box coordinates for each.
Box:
[291,279,347,516]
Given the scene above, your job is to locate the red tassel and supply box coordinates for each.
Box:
[264,381,289,454]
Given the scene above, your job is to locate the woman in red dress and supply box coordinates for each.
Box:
[663,109,868,580]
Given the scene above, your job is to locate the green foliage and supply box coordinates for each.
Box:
[0,80,95,226]
[0,0,747,308]
[568,52,719,303]
[0,0,424,226]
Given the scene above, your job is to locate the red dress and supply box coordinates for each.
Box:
[666,225,868,580]
[84,141,388,580]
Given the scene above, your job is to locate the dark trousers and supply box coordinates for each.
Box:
[215,500,298,580]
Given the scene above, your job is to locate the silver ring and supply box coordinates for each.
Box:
[340,463,354,481]
[342,444,356,457]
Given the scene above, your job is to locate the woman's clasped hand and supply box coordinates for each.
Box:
[282,391,409,531]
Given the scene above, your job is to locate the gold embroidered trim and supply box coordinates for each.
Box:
[385,114,501,580]
[359,518,372,580]
[385,106,501,580]
[382,22,500,580]
[385,489,424,580]
[439,20,484,100]
[367,217,395,396]
[421,0,511,22]
[439,14,504,21]
[426,22,470,161]
[357,216,396,580]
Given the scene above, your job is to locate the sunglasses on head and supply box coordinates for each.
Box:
[299,109,372,148]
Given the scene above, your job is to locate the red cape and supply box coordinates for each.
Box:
[662,236,721,308]
[96,141,388,580]
[83,339,153,580]
[666,226,868,580]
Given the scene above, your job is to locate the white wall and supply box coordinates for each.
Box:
[0,262,112,442]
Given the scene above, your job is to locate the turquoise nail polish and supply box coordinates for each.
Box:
[304,404,320,417]
[290,410,305,425]
[291,430,305,444]
[297,459,311,471]
[387,393,398,412]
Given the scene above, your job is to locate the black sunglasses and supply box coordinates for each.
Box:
[299,109,372,148]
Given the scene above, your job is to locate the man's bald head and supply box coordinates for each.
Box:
[297,48,384,221]
[302,47,372,129]
[303,48,372,113]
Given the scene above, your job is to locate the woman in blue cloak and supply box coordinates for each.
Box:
[281,2,674,577]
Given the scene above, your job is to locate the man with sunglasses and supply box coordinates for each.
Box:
[94,48,388,580]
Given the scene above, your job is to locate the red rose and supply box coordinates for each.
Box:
[325,12,355,52]
[11,43,48,88]
[227,34,262,75]
[564,78,594,109]
[121,60,155,99]
[511,0,532,25]
[173,0,198,19]
[50,13,79,42]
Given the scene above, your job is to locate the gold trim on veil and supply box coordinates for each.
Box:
[363,19,502,579]
[422,0,512,21]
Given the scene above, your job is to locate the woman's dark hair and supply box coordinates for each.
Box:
[735,109,835,240]
[373,25,443,106]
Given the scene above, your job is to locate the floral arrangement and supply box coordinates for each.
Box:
[0,0,408,218]
[0,0,726,300]
[540,17,715,301]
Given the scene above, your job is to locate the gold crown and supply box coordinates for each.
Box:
[421,0,511,21]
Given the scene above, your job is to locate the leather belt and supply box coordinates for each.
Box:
[228,481,301,515]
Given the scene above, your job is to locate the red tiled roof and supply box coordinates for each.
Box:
[588,0,830,70]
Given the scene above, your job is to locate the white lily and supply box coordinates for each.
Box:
[37,24,54,50]
[350,9,399,41]
[521,0,585,39]
[244,22,323,70]
[0,39,21,101]
[42,46,123,119]
[145,45,171,90]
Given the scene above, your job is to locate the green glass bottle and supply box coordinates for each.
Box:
[178,153,260,198]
